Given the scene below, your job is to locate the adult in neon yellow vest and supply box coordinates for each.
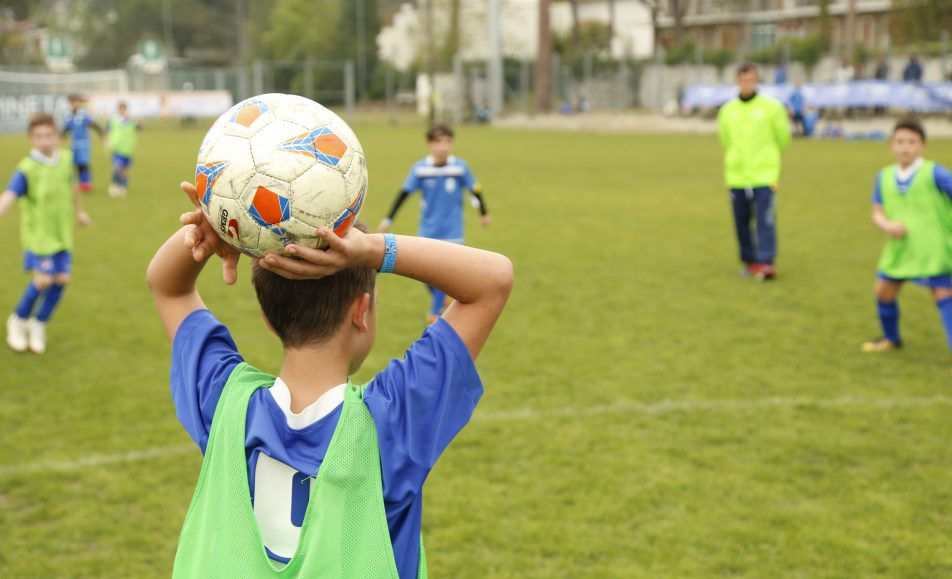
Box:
[148,186,513,577]
[717,63,791,280]
[105,101,140,198]
[861,117,952,357]
[0,113,91,355]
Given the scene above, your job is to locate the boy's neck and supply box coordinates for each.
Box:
[898,156,923,171]
[278,340,352,413]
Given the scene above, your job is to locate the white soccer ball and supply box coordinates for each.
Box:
[195,93,367,257]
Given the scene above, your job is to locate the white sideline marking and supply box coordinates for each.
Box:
[0,395,949,477]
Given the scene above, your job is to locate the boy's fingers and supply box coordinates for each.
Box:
[221,253,239,285]
[263,253,328,278]
[180,181,200,208]
[284,243,333,265]
[316,227,346,252]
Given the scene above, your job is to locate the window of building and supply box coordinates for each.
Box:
[750,22,776,51]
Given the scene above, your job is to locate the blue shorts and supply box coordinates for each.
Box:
[24,251,72,275]
[72,142,91,166]
[877,271,952,288]
[112,153,133,171]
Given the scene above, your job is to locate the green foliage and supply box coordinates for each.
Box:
[662,42,735,69]
[553,20,612,63]
[749,36,826,70]
[703,48,736,70]
[663,41,697,65]
[77,0,236,68]
[891,0,952,47]
[790,35,826,70]
[2,125,952,577]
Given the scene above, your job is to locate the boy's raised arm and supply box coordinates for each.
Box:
[147,227,211,341]
[147,182,240,341]
[260,228,513,360]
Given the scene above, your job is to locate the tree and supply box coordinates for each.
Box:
[535,0,552,111]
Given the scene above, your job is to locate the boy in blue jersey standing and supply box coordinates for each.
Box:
[148,181,512,576]
[61,94,103,193]
[1,113,91,354]
[862,117,952,357]
[378,123,491,323]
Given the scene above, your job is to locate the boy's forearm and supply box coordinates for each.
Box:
[367,234,512,305]
[148,227,212,340]
[147,227,210,298]
[0,191,16,219]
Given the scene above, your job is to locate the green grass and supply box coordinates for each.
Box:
[1,124,952,577]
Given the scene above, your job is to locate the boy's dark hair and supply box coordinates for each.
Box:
[894,116,926,142]
[737,62,758,76]
[118,101,128,110]
[252,222,377,348]
[28,113,56,133]
[426,122,454,141]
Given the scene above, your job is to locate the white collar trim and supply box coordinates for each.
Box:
[896,157,924,181]
[425,155,456,166]
[268,378,346,430]
[30,149,59,166]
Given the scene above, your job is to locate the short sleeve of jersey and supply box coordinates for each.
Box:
[934,164,952,200]
[6,171,27,198]
[401,162,421,193]
[871,170,883,204]
[364,318,483,476]
[461,161,477,191]
[170,309,245,451]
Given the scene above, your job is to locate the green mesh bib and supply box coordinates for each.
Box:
[108,116,137,156]
[173,363,426,578]
[17,151,75,255]
[877,161,952,278]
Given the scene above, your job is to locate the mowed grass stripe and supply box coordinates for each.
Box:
[1,393,948,477]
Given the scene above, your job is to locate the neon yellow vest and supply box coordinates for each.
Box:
[172,363,427,578]
[108,116,137,156]
[878,161,952,278]
[16,151,74,255]
[717,94,791,188]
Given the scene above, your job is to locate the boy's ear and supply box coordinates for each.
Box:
[260,308,278,337]
[351,292,372,333]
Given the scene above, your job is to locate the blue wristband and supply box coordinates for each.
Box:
[379,233,397,273]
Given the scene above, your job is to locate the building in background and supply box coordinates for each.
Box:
[656,0,891,55]
[377,0,654,72]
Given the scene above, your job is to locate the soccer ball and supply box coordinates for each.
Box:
[195,93,367,257]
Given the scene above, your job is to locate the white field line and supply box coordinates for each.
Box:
[1,395,949,478]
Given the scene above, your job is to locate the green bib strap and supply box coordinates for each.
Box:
[878,161,952,278]
[173,363,426,578]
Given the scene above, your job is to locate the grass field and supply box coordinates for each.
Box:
[1,121,951,578]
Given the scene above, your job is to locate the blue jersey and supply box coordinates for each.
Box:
[401,155,478,241]
[171,310,482,578]
[62,110,94,165]
[870,160,952,204]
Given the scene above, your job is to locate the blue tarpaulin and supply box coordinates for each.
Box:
[682,81,952,112]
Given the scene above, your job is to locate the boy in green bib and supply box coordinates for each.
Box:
[148,181,512,577]
[1,113,91,354]
[862,117,952,356]
[105,101,140,198]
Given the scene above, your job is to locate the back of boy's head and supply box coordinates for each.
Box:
[252,222,377,348]
[28,113,56,134]
[426,122,454,141]
[894,116,926,142]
